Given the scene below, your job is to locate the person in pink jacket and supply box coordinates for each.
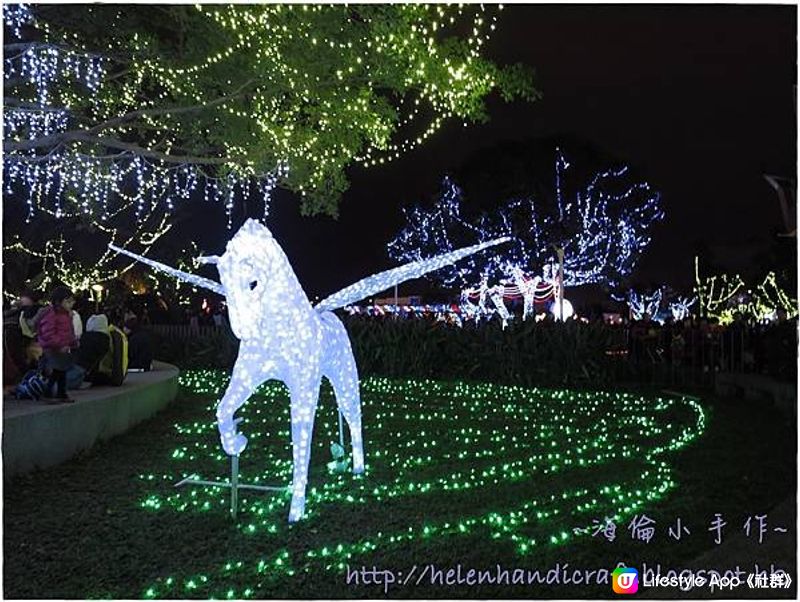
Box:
[37,285,77,402]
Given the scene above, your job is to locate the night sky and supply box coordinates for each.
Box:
[203,4,797,303]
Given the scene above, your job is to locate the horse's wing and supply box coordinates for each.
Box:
[108,244,226,296]
[314,237,510,312]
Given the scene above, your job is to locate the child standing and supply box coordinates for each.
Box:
[37,285,77,402]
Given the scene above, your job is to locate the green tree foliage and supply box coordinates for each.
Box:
[6,3,538,216]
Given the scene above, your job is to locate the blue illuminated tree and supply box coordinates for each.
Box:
[388,148,663,290]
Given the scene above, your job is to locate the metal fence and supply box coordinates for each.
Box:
[150,324,226,340]
[149,320,796,390]
[610,322,795,388]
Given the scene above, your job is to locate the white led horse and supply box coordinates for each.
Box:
[460,273,512,327]
[505,264,540,320]
[111,219,507,522]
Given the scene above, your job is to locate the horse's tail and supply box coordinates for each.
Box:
[313,237,510,312]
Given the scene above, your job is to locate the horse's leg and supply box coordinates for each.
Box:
[216,356,258,456]
[320,313,365,474]
[287,376,321,522]
[327,350,364,475]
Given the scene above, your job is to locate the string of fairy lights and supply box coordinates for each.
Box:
[343,302,506,327]
[3,4,279,219]
[136,370,706,599]
[6,3,517,216]
[3,6,288,226]
[4,3,527,290]
[693,257,797,324]
[343,271,795,327]
[2,3,282,289]
[3,2,31,38]
[602,272,793,324]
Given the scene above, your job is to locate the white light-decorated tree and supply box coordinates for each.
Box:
[618,288,664,321]
[3,3,536,291]
[388,148,663,292]
[668,295,696,321]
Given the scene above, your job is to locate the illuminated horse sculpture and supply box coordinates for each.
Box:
[111,219,506,522]
[460,273,512,327]
[504,264,540,320]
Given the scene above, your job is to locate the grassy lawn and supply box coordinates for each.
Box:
[3,370,795,599]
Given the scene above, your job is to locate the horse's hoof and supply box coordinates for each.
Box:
[221,431,248,456]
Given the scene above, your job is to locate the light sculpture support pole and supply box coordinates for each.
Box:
[174,456,289,521]
[554,245,565,321]
[173,417,287,520]
[764,174,795,236]
[231,455,239,519]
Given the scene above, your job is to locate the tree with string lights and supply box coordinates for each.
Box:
[3,3,536,291]
[388,148,663,293]
[693,256,797,324]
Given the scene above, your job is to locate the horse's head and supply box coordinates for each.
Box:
[213,219,306,340]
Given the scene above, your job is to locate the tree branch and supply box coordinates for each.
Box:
[4,132,240,166]
[3,42,37,52]
[84,78,257,134]
[3,41,106,59]
[4,98,70,113]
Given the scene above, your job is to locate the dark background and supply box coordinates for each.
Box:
[159,5,799,302]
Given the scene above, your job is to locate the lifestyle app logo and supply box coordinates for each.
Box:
[612,567,639,594]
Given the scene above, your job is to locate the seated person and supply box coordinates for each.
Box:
[125,317,153,371]
[89,318,129,386]
[65,314,111,390]
[3,310,26,385]
[3,289,43,382]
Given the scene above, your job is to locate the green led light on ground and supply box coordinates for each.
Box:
[139,370,706,598]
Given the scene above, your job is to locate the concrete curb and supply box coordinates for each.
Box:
[3,361,179,478]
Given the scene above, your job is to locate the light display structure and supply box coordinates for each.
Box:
[450,264,570,325]
[669,296,696,321]
[137,370,708,599]
[694,257,797,324]
[112,219,507,521]
[388,150,663,293]
[3,3,534,290]
[624,289,664,322]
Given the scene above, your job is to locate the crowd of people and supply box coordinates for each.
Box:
[7,284,793,400]
[121,293,227,329]
[3,285,154,402]
[345,301,797,382]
